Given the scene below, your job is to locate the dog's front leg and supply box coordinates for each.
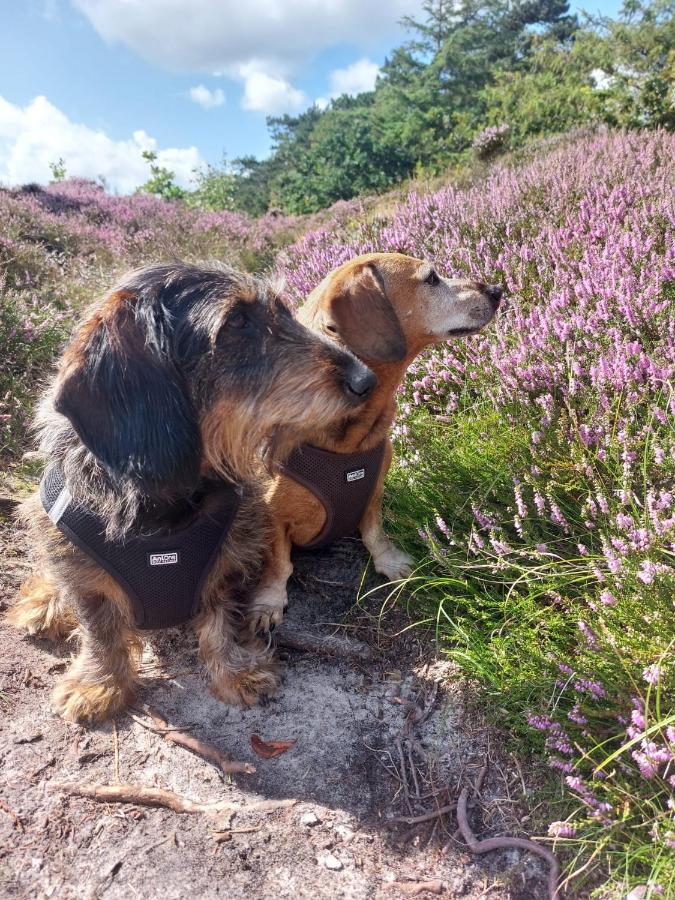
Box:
[359,442,413,581]
[248,522,293,635]
[52,592,141,723]
[195,601,279,706]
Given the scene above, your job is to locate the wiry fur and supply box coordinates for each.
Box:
[8,261,375,723]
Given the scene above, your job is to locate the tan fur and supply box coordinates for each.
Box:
[9,262,373,723]
[251,252,501,631]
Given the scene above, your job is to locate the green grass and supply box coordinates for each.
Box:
[373,401,675,897]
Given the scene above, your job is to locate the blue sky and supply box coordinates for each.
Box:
[0,0,623,192]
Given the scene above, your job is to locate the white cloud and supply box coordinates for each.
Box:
[238,63,306,114]
[0,94,203,193]
[72,0,420,113]
[73,0,419,70]
[329,58,379,98]
[188,84,226,109]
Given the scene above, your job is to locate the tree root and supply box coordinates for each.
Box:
[53,782,296,818]
[457,786,560,900]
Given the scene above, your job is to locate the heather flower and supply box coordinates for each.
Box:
[642,664,662,685]
[548,821,577,838]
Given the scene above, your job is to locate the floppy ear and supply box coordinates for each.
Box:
[54,289,201,496]
[327,263,406,363]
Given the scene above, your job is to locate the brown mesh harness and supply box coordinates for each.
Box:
[280,441,386,549]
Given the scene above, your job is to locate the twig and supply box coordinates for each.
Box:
[54,782,233,814]
[395,739,412,813]
[406,742,421,800]
[112,719,120,783]
[53,782,296,818]
[0,798,24,832]
[139,705,255,775]
[275,625,374,661]
[389,801,457,825]
[412,682,438,728]
[388,881,444,895]
[473,761,488,797]
[456,787,560,900]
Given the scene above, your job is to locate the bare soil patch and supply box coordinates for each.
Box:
[0,518,550,899]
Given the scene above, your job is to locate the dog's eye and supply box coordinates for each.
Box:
[425,270,440,287]
[226,311,250,331]
[325,323,338,334]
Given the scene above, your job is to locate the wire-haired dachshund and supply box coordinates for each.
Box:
[8,262,376,722]
[249,252,503,632]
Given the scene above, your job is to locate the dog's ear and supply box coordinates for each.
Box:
[54,289,201,496]
[325,263,406,363]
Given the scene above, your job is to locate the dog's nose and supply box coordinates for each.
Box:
[486,284,504,307]
[344,365,377,399]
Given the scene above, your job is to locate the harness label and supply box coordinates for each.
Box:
[148,551,180,567]
[346,468,366,482]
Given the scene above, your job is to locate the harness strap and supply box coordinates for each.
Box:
[280,440,387,549]
[40,465,240,630]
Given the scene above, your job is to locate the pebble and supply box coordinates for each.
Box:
[300,811,320,827]
[321,854,343,871]
[335,825,355,843]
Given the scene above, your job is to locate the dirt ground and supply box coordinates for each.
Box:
[0,513,552,900]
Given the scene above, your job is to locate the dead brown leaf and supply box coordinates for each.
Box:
[250,734,297,759]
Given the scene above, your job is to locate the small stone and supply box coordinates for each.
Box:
[300,811,320,827]
[335,824,355,843]
[322,854,343,871]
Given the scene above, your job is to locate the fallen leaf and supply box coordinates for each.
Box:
[250,734,297,759]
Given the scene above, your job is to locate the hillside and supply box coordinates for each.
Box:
[1,128,674,898]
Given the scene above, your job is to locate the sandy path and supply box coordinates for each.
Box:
[0,521,550,899]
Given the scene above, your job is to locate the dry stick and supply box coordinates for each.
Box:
[456,787,560,900]
[141,705,255,776]
[274,625,374,661]
[406,741,421,800]
[112,719,121,783]
[395,738,412,814]
[389,801,458,826]
[0,798,24,832]
[388,881,444,896]
[53,782,295,817]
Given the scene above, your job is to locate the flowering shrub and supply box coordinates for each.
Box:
[276,129,675,895]
[2,130,673,894]
[472,123,511,158]
[0,179,299,457]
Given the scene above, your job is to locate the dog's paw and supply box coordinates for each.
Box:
[7,577,77,641]
[248,585,288,635]
[210,661,280,707]
[373,545,413,581]
[52,674,133,723]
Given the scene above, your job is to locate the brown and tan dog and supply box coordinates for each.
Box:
[250,252,502,631]
[8,262,376,722]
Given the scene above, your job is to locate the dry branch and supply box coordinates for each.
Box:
[140,705,255,775]
[388,881,444,895]
[456,787,560,900]
[389,801,457,826]
[53,782,296,818]
[275,625,374,661]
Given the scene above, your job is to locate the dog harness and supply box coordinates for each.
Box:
[280,440,387,549]
[40,465,240,630]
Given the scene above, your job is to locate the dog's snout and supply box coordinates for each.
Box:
[344,364,377,400]
[486,284,504,307]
